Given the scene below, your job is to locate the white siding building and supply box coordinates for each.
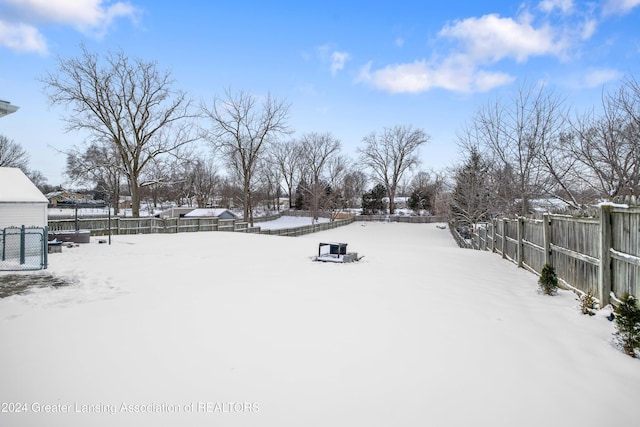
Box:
[0,167,48,229]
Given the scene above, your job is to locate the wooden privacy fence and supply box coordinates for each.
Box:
[354,214,447,223]
[258,217,355,236]
[47,216,355,238]
[461,203,640,306]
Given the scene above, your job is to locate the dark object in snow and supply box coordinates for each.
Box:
[607,312,615,322]
[49,230,90,244]
[436,224,446,230]
[314,242,361,263]
[48,239,62,253]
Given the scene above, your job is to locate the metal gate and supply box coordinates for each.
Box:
[0,226,48,271]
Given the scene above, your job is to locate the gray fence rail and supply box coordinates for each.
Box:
[451,204,640,306]
[47,215,355,239]
[354,214,447,223]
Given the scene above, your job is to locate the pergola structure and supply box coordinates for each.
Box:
[0,100,19,118]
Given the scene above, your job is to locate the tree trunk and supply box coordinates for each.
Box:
[112,189,119,216]
[243,176,253,226]
[388,186,396,214]
[131,175,141,218]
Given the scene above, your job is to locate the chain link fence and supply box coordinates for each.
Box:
[0,226,48,271]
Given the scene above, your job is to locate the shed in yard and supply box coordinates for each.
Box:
[0,167,48,229]
[1,168,49,270]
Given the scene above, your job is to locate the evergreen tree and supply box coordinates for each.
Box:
[408,187,432,213]
[450,147,492,229]
[538,264,558,295]
[362,184,387,215]
[614,294,640,357]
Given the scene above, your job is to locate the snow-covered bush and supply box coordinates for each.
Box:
[578,291,598,316]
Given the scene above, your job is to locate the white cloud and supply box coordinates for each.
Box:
[330,51,350,76]
[0,0,139,53]
[316,44,350,75]
[580,18,598,40]
[356,58,514,94]
[395,37,405,48]
[602,0,640,15]
[538,0,574,14]
[0,21,48,54]
[581,68,623,88]
[438,13,568,63]
[357,12,569,94]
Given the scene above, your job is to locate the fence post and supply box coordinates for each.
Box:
[20,225,26,265]
[502,218,507,259]
[1,227,5,261]
[517,217,524,268]
[42,226,48,269]
[543,213,552,267]
[490,220,496,253]
[598,205,612,306]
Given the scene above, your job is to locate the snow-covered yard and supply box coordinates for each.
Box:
[0,222,638,427]
[256,215,329,230]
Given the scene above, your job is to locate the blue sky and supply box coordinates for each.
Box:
[1,0,639,186]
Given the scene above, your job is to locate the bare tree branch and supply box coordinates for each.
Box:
[358,124,429,214]
[41,43,197,217]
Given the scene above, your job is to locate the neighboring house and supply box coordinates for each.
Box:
[0,167,48,229]
[157,207,197,219]
[183,208,237,220]
[382,196,409,210]
[529,198,571,213]
[156,207,238,219]
[46,190,92,207]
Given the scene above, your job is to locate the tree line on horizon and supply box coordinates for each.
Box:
[1,45,638,226]
[451,75,640,229]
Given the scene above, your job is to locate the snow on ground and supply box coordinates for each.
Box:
[256,215,329,230]
[0,222,638,427]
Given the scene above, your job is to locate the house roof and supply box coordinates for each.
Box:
[0,167,48,203]
[184,208,237,218]
[0,100,19,118]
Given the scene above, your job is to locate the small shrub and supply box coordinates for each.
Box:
[538,264,558,295]
[579,291,598,316]
[614,293,640,357]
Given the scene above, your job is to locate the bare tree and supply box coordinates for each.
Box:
[298,132,342,221]
[0,134,29,170]
[41,44,196,217]
[570,74,640,198]
[66,140,124,213]
[270,139,302,209]
[188,158,219,208]
[342,169,368,208]
[569,114,640,199]
[408,170,446,215]
[324,154,350,220]
[473,83,566,215]
[255,156,283,212]
[201,89,290,225]
[358,124,430,214]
